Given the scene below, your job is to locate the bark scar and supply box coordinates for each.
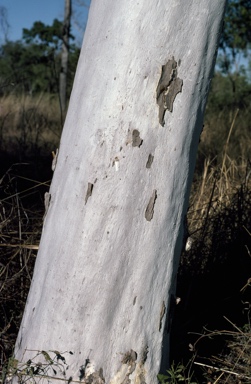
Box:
[146,154,154,169]
[51,148,59,171]
[85,183,94,204]
[132,129,143,147]
[145,189,157,221]
[43,192,51,221]
[159,301,166,331]
[156,58,183,126]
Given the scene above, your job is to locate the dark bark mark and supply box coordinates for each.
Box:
[146,154,154,168]
[156,58,183,126]
[85,182,93,204]
[145,189,157,221]
[141,345,149,364]
[159,301,166,331]
[121,350,137,380]
[121,350,137,365]
[132,129,143,147]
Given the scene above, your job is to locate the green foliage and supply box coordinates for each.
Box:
[0,40,56,93]
[199,70,251,165]
[220,0,251,53]
[206,71,251,112]
[158,363,197,384]
[2,350,73,383]
[22,19,73,48]
[219,0,251,73]
[0,20,80,95]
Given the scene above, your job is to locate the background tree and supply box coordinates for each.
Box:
[0,20,79,95]
[217,0,251,104]
[59,0,72,117]
[0,6,9,42]
[12,1,226,383]
[219,0,251,72]
[72,0,90,44]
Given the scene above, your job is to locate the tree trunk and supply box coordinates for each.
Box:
[59,0,72,115]
[13,1,226,383]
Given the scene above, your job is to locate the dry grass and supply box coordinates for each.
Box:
[170,110,251,383]
[0,93,62,158]
[184,110,251,275]
[173,155,251,382]
[0,165,50,374]
[195,107,251,185]
[193,319,251,383]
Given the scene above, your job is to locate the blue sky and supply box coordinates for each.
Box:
[0,0,90,46]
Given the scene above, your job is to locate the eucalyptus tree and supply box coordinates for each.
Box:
[13,1,226,383]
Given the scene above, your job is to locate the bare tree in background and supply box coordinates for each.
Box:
[0,6,9,42]
[72,0,89,41]
[59,0,72,115]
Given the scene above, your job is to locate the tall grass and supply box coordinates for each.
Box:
[0,93,62,159]
[171,110,251,383]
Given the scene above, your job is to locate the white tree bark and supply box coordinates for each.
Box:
[13,1,226,383]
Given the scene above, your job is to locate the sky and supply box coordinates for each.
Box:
[0,0,91,46]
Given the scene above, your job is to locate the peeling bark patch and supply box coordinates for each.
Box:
[136,370,147,384]
[113,350,137,384]
[159,301,166,331]
[43,192,51,220]
[132,129,143,147]
[85,182,94,204]
[80,359,105,384]
[121,349,137,384]
[145,189,157,221]
[83,370,105,383]
[51,148,58,171]
[146,154,154,168]
[129,347,148,384]
[156,58,183,126]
